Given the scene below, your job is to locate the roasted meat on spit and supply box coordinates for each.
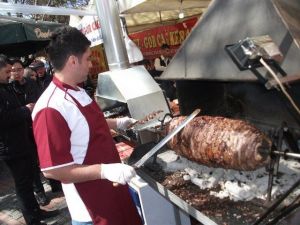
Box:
[128,110,163,129]
[166,116,271,171]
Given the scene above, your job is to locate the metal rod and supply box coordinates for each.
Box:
[265,196,300,225]
[272,151,300,159]
[253,178,300,225]
[258,148,300,160]
[266,154,276,203]
[274,124,284,175]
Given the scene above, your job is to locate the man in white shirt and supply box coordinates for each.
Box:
[32,26,142,225]
[153,44,176,100]
[154,43,171,76]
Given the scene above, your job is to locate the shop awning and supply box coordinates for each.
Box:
[0,15,62,56]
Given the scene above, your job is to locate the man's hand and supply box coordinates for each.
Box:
[116,117,137,131]
[100,163,136,185]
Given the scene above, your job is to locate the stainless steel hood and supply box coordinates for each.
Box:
[160,0,300,81]
[94,0,169,120]
[96,65,169,119]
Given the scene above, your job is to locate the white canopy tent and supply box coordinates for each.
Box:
[117,0,211,32]
[84,0,210,33]
[118,0,210,13]
[117,0,210,31]
[0,1,210,33]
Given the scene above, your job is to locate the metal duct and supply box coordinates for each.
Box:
[160,0,300,81]
[95,0,129,71]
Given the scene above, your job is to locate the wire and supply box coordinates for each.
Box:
[260,58,300,116]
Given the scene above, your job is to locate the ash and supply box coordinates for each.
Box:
[157,150,300,202]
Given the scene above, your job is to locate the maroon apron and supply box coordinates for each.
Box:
[65,91,142,225]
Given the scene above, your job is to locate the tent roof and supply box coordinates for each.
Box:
[118,0,210,30]
[118,0,211,13]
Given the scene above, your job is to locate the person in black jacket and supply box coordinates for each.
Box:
[10,58,49,206]
[23,67,37,81]
[27,59,62,193]
[29,60,52,93]
[0,55,55,225]
[10,59,41,104]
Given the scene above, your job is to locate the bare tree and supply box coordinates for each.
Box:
[11,0,90,23]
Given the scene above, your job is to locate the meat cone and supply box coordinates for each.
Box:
[167,116,271,171]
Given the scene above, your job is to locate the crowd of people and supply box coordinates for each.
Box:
[0,55,60,225]
[0,26,142,225]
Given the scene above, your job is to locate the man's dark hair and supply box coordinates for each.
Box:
[161,44,170,50]
[47,26,91,71]
[0,54,9,69]
[10,58,24,67]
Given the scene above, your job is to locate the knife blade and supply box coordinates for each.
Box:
[128,110,164,131]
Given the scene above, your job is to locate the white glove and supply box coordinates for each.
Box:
[100,163,136,185]
[116,116,137,130]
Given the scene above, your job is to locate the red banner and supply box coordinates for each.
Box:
[129,17,198,61]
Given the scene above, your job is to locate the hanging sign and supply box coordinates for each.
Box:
[128,17,198,60]
[77,16,103,47]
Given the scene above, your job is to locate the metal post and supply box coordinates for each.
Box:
[94,0,130,71]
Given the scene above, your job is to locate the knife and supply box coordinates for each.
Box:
[133,108,201,168]
[128,110,164,131]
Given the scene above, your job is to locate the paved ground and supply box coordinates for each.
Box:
[0,161,71,225]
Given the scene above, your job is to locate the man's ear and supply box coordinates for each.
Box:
[66,55,78,67]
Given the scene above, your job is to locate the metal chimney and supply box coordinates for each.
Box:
[95,0,130,71]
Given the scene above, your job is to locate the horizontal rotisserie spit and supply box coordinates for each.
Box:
[167,116,271,171]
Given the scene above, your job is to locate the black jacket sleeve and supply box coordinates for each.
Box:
[0,87,31,130]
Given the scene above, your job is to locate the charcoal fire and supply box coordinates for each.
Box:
[167,116,271,171]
